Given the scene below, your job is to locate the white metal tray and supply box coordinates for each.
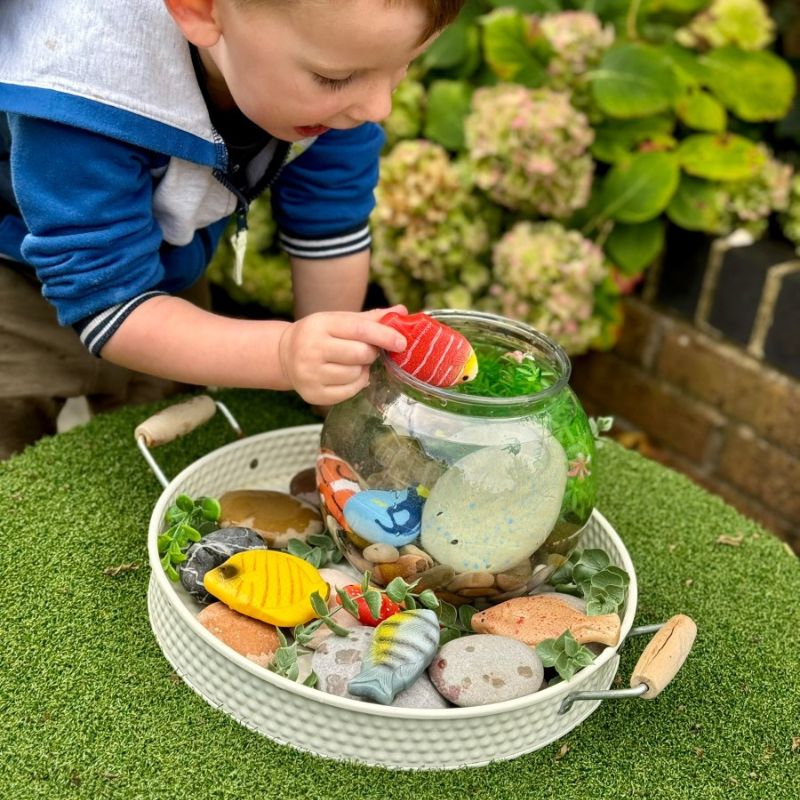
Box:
[144,416,649,769]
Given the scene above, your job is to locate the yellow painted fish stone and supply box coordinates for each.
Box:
[203,550,329,627]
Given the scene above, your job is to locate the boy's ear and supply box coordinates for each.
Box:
[163,0,221,47]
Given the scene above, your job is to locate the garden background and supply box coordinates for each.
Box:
[205,0,800,550]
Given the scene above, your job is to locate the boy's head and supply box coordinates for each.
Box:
[165,0,464,141]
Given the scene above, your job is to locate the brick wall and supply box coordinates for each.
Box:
[572,298,800,552]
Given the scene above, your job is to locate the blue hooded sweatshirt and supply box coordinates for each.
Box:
[0,0,384,355]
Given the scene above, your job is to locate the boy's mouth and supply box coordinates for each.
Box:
[294,125,330,137]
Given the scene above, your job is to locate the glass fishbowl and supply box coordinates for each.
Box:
[318,310,597,607]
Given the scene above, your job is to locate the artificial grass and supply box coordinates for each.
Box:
[0,388,798,800]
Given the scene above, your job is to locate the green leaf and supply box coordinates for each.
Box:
[563,631,580,657]
[363,590,383,621]
[360,571,371,594]
[420,20,471,71]
[675,88,727,133]
[660,43,709,89]
[598,152,680,224]
[199,496,221,521]
[309,591,330,620]
[438,627,461,647]
[160,552,171,571]
[591,115,676,164]
[666,174,726,233]
[605,219,666,275]
[580,550,612,573]
[458,604,477,630]
[286,539,312,558]
[157,534,172,554]
[165,506,184,525]
[175,494,194,513]
[322,616,352,637]
[418,589,440,609]
[385,577,409,604]
[303,671,318,688]
[307,533,333,548]
[701,47,796,123]
[404,594,417,610]
[591,43,681,119]
[423,80,472,152]
[335,588,360,619]
[171,551,187,564]
[165,564,179,582]
[438,601,458,628]
[306,548,323,569]
[536,638,559,666]
[677,133,765,181]
[480,9,549,87]
[182,524,201,543]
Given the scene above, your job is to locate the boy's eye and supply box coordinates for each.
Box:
[312,73,355,91]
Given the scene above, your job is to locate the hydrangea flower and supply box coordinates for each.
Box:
[780,174,800,255]
[719,147,793,237]
[482,221,607,354]
[382,78,426,149]
[675,0,775,51]
[464,85,594,219]
[539,11,614,111]
[371,140,498,310]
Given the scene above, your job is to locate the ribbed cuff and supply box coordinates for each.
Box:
[278,223,371,260]
[73,291,169,356]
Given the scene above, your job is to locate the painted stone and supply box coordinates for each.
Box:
[316,449,363,531]
[363,543,400,563]
[342,487,425,547]
[289,467,320,508]
[179,527,266,604]
[312,624,447,708]
[470,595,620,647]
[348,610,441,705]
[420,435,568,573]
[429,634,544,707]
[203,550,329,627]
[218,489,322,549]
[196,602,280,668]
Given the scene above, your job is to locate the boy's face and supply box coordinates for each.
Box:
[196,0,433,141]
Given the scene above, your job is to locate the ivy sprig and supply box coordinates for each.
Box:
[537,630,595,681]
[549,548,630,616]
[285,532,343,569]
[158,494,221,581]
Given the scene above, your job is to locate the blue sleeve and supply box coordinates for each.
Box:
[270,122,384,260]
[8,114,227,354]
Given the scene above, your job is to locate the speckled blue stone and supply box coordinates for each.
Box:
[342,488,424,547]
[178,527,266,603]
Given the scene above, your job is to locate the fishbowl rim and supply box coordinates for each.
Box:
[380,308,573,407]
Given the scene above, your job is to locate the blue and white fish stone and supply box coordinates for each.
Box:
[347,609,440,705]
[342,487,425,547]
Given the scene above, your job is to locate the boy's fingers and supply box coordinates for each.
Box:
[334,308,407,352]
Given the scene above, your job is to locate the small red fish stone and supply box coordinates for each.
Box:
[381,312,477,387]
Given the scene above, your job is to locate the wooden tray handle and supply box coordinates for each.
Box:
[630,614,697,699]
[134,395,217,447]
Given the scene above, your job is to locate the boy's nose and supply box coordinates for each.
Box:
[347,78,394,124]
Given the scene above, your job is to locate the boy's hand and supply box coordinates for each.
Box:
[278,306,408,405]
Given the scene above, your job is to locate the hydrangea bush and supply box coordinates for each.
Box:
[483,221,607,354]
[675,0,776,51]
[781,175,800,255]
[464,85,595,219]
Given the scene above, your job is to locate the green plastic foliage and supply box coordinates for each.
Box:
[675,88,727,132]
[700,47,796,122]
[591,115,676,164]
[423,80,473,152]
[597,151,680,224]
[537,630,595,681]
[677,133,766,181]
[591,43,682,119]
[480,8,551,87]
[606,218,666,275]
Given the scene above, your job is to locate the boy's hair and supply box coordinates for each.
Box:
[234,0,466,43]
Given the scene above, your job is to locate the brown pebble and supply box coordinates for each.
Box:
[447,570,496,592]
[197,602,280,667]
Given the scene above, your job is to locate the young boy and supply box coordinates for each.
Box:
[0,0,464,457]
